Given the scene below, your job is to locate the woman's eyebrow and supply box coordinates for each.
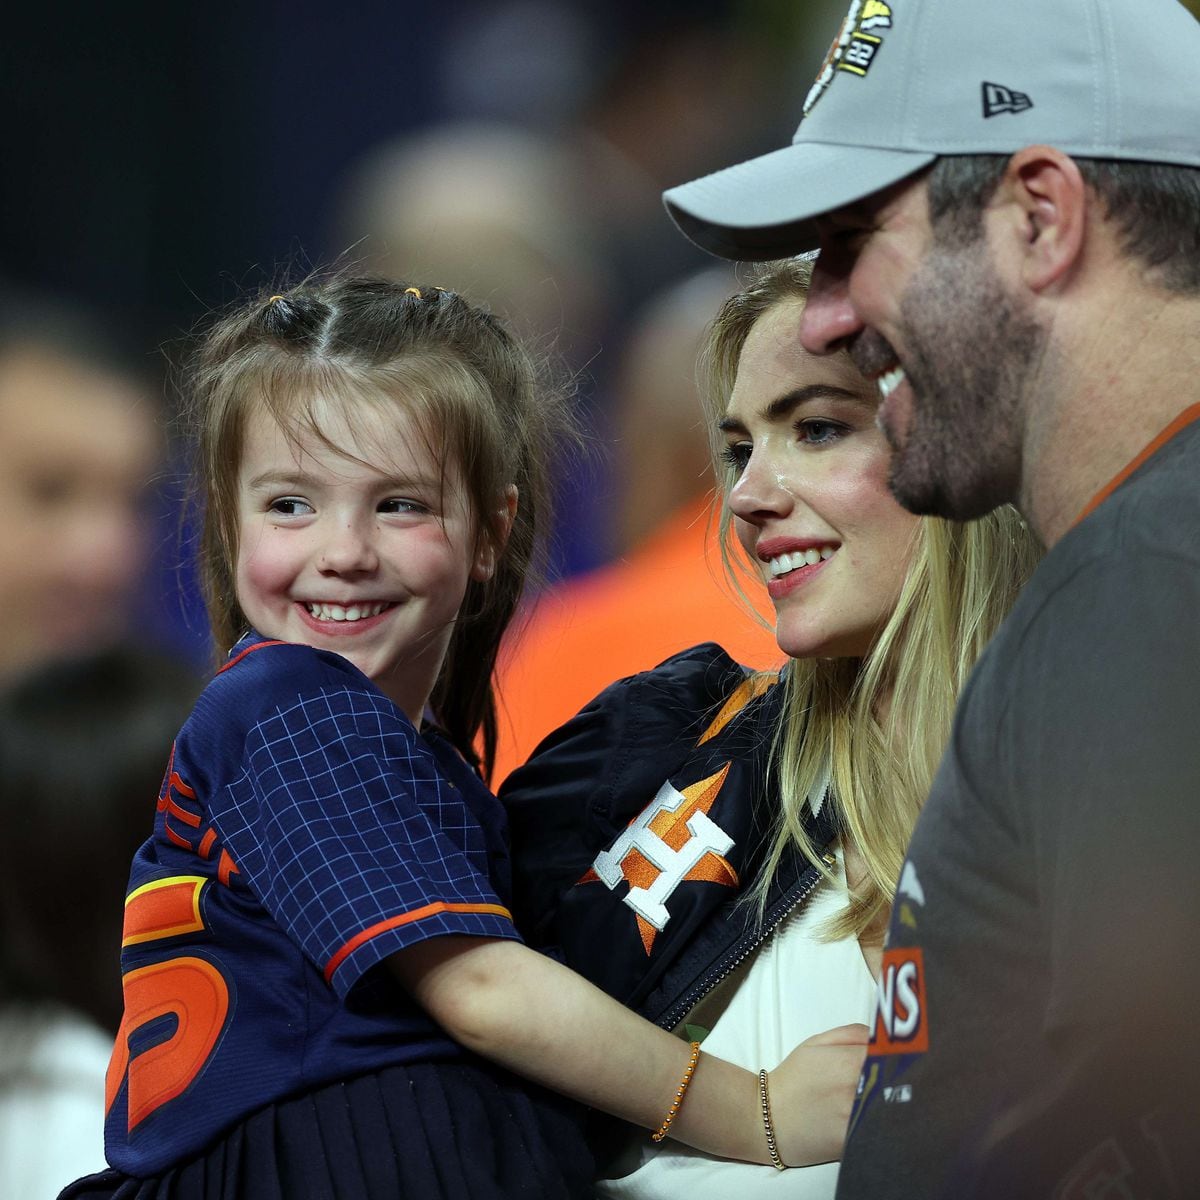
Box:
[718,384,870,433]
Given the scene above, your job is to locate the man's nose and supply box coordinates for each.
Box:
[800,255,863,357]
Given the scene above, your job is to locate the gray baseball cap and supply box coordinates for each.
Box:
[664,0,1200,261]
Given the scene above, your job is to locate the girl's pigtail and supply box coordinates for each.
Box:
[257,291,329,348]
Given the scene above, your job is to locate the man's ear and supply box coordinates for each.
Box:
[999,146,1088,294]
[471,485,519,582]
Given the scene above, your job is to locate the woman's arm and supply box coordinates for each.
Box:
[389,935,867,1167]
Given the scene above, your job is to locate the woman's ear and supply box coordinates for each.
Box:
[471,485,519,582]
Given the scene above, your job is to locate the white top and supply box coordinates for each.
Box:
[597,856,877,1199]
[0,1004,112,1200]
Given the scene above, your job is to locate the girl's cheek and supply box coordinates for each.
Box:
[236,534,294,595]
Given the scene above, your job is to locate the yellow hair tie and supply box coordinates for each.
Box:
[404,287,423,298]
[267,294,285,304]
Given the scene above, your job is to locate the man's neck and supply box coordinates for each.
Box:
[1020,286,1200,546]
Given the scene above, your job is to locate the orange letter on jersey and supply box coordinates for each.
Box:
[106,877,230,1131]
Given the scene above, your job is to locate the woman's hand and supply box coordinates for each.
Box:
[767,1023,870,1167]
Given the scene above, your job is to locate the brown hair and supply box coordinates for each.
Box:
[927,155,1200,294]
[700,257,1041,935]
[185,276,567,778]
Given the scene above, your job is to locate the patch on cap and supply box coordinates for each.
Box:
[803,0,895,118]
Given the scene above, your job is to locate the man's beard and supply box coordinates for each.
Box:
[885,239,1046,521]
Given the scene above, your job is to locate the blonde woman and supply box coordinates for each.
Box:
[501,256,1040,1197]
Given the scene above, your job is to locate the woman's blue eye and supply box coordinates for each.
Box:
[720,443,752,472]
[797,419,846,446]
[269,497,313,516]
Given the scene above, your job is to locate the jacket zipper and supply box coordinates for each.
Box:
[654,849,837,1031]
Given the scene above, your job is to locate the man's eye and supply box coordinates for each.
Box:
[824,224,872,256]
[720,442,751,473]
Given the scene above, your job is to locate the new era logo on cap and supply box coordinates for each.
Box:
[983,82,1034,118]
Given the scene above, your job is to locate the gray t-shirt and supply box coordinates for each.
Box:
[838,413,1200,1200]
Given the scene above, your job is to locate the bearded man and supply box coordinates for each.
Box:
[664,0,1200,1195]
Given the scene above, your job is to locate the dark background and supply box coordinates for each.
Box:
[15,0,1178,663]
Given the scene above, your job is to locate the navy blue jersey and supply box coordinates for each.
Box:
[103,634,521,1177]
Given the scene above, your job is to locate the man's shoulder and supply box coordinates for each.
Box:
[999,417,1200,643]
[956,423,1200,749]
[1077,409,1200,557]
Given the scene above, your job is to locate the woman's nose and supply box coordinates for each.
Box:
[728,449,794,526]
[318,518,380,575]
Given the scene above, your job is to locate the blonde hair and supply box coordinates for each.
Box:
[700,258,1041,937]
[184,276,568,779]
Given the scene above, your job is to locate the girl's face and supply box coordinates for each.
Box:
[719,297,921,660]
[234,396,498,723]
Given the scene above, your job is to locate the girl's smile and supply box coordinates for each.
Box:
[234,397,495,723]
[296,599,397,633]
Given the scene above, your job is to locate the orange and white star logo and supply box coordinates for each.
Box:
[580,765,739,955]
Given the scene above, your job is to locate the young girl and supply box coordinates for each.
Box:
[61,278,826,1200]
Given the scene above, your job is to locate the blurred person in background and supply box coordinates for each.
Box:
[0,293,163,684]
[334,119,614,577]
[0,648,199,1200]
[404,0,794,316]
[336,120,608,361]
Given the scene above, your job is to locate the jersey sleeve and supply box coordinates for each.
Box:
[210,681,520,998]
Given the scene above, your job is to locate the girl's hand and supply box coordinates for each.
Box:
[767,1023,870,1167]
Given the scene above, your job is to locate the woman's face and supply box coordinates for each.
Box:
[719,296,921,660]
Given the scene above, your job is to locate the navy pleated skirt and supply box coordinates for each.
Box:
[59,1060,594,1200]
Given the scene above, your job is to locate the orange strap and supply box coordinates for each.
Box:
[1072,402,1200,528]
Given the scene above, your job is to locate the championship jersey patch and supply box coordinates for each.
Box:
[872,945,929,1055]
[804,0,894,116]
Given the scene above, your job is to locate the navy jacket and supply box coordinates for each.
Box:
[502,643,838,1033]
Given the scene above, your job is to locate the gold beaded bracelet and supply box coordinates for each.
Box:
[758,1068,787,1170]
[650,1040,702,1143]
